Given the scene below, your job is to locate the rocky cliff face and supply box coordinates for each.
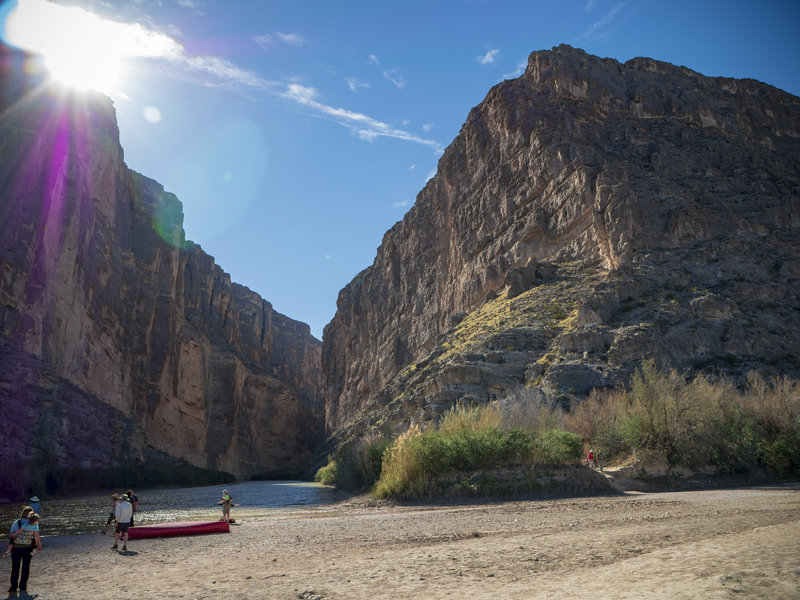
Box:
[322,45,800,441]
[0,46,324,494]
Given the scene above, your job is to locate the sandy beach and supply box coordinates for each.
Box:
[10,483,800,600]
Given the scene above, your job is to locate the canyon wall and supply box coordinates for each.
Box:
[322,45,800,440]
[0,46,324,494]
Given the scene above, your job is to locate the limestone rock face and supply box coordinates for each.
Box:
[0,46,323,491]
[322,45,800,439]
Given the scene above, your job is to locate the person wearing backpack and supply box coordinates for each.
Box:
[8,513,42,594]
[2,507,33,559]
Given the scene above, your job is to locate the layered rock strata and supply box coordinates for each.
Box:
[0,46,324,493]
[322,45,800,440]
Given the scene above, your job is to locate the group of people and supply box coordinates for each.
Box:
[106,489,138,552]
[587,447,604,471]
[3,497,43,595]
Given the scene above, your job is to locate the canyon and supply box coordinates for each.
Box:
[0,45,323,495]
[2,43,799,494]
[322,45,800,445]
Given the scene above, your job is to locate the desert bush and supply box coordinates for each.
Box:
[567,361,800,477]
[532,429,582,464]
[315,435,391,491]
[375,402,575,500]
[314,459,339,486]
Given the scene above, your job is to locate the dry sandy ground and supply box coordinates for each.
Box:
[9,483,800,600]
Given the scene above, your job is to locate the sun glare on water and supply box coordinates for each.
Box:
[4,0,178,95]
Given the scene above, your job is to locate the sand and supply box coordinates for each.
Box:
[11,483,800,599]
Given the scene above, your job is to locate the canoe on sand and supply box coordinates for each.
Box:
[126,520,230,539]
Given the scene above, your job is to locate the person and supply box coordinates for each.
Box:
[219,490,232,523]
[28,497,40,516]
[8,512,42,595]
[587,448,595,469]
[596,449,605,472]
[125,489,138,526]
[2,507,33,558]
[105,493,120,535]
[112,494,133,552]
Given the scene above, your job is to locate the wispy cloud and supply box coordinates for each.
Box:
[502,58,528,80]
[282,83,441,151]
[368,54,380,65]
[584,0,596,10]
[8,0,437,154]
[575,2,625,41]
[382,68,406,89]
[346,77,370,93]
[392,200,410,209]
[254,31,306,48]
[477,48,500,65]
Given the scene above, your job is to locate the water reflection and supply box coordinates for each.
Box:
[0,481,341,538]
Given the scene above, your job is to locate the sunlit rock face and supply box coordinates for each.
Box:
[322,45,800,439]
[0,44,324,492]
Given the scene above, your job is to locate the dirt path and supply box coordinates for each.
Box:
[19,484,800,599]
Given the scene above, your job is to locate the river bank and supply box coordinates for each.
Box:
[9,483,800,599]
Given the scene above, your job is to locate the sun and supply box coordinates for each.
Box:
[4,0,127,94]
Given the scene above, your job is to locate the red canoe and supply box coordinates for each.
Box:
[126,520,230,539]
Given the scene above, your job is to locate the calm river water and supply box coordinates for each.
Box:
[0,481,342,538]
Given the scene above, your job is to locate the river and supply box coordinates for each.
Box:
[0,481,342,538]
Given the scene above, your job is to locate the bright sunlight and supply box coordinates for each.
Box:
[4,0,180,94]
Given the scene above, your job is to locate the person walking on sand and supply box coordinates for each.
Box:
[219,490,233,523]
[587,448,596,469]
[112,494,133,552]
[8,513,42,595]
[3,507,33,558]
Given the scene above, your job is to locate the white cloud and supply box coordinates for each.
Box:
[477,48,499,65]
[346,77,370,93]
[282,83,441,151]
[502,58,528,80]
[175,0,205,15]
[276,32,305,47]
[575,2,625,41]
[392,200,410,208]
[584,0,596,10]
[254,31,306,48]
[368,54,380,65]
[382,68,406,89]
[409,164,416,171]
[8,0,272,92]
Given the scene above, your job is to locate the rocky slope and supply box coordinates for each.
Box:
[0,45,324,495]
[322,45,800,443]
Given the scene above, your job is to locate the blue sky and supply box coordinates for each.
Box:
[2,0,799,339]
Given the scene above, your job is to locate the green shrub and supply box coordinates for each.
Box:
[533,429,582,464]
[570,361,800,478]
[314,459,339,485]
[374,404,577,500]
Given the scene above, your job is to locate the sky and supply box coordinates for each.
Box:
[2,0,799,339]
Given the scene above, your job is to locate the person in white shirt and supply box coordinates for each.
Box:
[112,494,133,552]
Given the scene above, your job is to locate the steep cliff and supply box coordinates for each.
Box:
[0,45,324,495]
[322,45,800,442]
